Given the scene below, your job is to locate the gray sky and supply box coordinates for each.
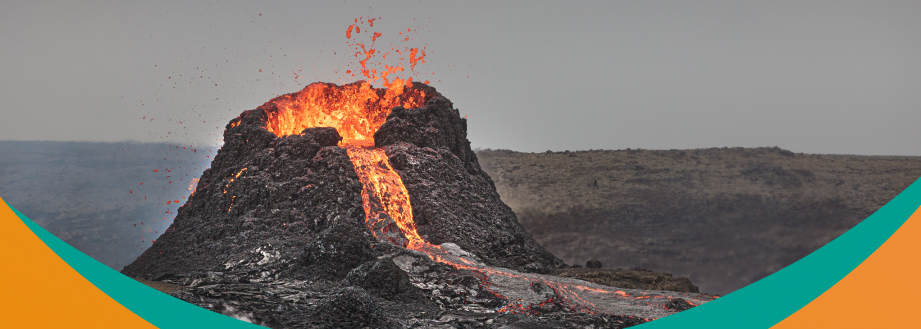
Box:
[2,0,919,155]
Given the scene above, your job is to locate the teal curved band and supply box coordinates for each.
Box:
[9,176,921,328]
[637,177,921,328]
[10,204,265,329]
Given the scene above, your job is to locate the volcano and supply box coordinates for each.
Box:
[122,81,714,328]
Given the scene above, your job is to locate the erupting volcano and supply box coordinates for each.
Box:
[122,80,714,328]
[261,79,429,247]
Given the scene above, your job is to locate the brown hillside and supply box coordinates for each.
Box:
[477,147,921,295]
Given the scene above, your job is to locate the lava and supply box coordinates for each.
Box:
[262,80,430,247]
[255,18,706,318]
[258,81,707,316]
[263,80,425,144]
[345,146,423,248]
[188,177,200,195]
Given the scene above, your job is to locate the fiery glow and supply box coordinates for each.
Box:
[409,48,426,71]
[255,81,712,316]
[263,80,425,144]
[337,17,435,87]
[261,81,430,245]
[224,168,247,194]
[249,19,711,315]
[346,146,423,247]
[188,177,200,195]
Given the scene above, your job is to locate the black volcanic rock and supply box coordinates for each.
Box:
[305,287,398,329]
[587,259,603,269]
[551,268,700,293]
[345,257,418,301]
[374,100,477,175]
[303,217,381,280]
[665,298,696,312]
[123,82,562,280]
[121,126,383,282]
[376,94,565,273]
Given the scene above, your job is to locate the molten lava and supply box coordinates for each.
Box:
[260,81,709,316]
[263,79,425,145]
[262,80,430,245]
[345,146,424,248]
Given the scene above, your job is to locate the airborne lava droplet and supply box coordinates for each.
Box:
[409,48,425,70]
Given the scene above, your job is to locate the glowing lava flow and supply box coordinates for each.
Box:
[345,145,424,248]
[261,81,712,318]
[262,80,429,248]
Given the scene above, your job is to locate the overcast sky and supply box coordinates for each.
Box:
[2,1,919,155]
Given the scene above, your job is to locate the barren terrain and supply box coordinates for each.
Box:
[477,147,921,295]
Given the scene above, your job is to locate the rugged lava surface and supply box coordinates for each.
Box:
[122,81,713,328]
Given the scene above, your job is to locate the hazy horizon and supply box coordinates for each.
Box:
[4,139,921,158]
[3,1,920,156]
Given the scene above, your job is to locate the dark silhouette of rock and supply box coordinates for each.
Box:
[375,94,564,273]
[121,126,379,282]
[586,259,603,269]
[304,218,385,280]
[552,268,700,293]
[306,287,397,329]
[345,257,417,301]
[665,298,696,312]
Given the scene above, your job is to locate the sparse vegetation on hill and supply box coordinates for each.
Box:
[477,147,921,295]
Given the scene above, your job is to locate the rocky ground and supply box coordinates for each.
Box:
[477,147,921,295]
[144,245,713,328]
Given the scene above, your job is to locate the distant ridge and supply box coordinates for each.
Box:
[477,146,921,295]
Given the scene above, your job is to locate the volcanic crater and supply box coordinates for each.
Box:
[122,81,715,328]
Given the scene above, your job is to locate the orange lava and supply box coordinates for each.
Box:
[346,146,424,247]
[188,177,200,195]
[263,80,425,144]
[339,17,433,87]
[409,48,426,71]
[257,81,702,315]
[251,19,706,314]
[261,81,429,246]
